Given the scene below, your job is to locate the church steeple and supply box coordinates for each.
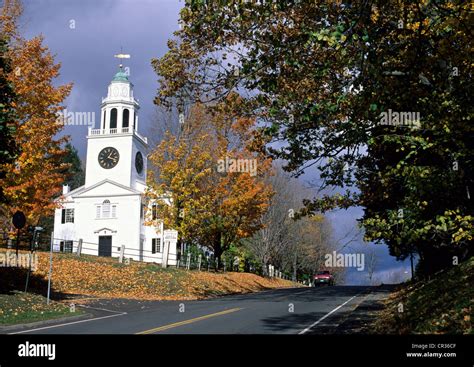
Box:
[85,53,147,190]
[98,53,140,134]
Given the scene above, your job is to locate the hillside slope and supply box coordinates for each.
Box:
[373,257,473,334]
[7,252,300,301]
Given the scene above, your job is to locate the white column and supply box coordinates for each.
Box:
[100,108,104,130]
[119,107,124,132]
[104,107,109,131]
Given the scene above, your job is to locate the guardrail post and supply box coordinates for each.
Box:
[207,256,210,271]
[76,238,83,257]
[198,254,202,271]
[186,252,191,270]
[119,245,125,263]
[223,259,226,273]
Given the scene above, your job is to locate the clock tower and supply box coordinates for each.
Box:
[85,65,148,191]
[53,55,177,267]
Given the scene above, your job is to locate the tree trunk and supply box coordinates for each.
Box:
[213,234,223,270]
[292,252,297,281]
[262,260,268,277]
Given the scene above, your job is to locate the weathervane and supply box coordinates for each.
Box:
[114,47,130,70]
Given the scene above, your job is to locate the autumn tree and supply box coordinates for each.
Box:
[243,163,337,280]
[243,165,295,274]
[288,215,344,283]
[37,142,85,236]
[146,100,273,262]
[153,1,473,276]
[0,37,17,205]
[0,0,72,227]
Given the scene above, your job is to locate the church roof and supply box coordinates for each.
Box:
[112,70,129,82]
[72,179,142,198]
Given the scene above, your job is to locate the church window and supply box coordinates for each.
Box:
[96,200,117,219]
[102,200,111,218]
[60,240,74,253]
[123,109,129,128]
[61,208,74,224]
[110,108,117,129]
[152,238,161,254]
[103,110,106,130]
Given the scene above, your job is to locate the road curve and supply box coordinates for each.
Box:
[6,286,393,334]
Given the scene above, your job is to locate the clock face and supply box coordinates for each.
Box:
[112,86,119,97]
[121,86,128,97]
[135,151,144,174]
[98,147,120,169]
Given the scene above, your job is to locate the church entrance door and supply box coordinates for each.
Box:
[98,235,112,257]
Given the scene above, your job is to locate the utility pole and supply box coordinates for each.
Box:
[47,232,54,305]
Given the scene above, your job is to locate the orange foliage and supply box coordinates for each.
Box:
[0,1,72,224]
[146,100,273,258]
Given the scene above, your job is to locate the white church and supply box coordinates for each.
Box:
[53,61,177,266]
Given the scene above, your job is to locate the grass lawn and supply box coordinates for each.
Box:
[0,291,83,326]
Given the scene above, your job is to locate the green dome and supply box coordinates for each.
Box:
[112,70,129,82]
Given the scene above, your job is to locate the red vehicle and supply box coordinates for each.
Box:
[313,271,334,286]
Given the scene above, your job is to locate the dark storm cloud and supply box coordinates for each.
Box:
[22,0,183,158]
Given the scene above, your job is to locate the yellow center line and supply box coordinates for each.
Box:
[136,307,243,334]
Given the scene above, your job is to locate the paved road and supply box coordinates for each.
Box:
[6,285,394,334]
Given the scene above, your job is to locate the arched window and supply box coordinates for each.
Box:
[123,109,129,128]
[102,110,106,130]
[102,200,111,218]
[132,111,136,130]
[110,108,117,129]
